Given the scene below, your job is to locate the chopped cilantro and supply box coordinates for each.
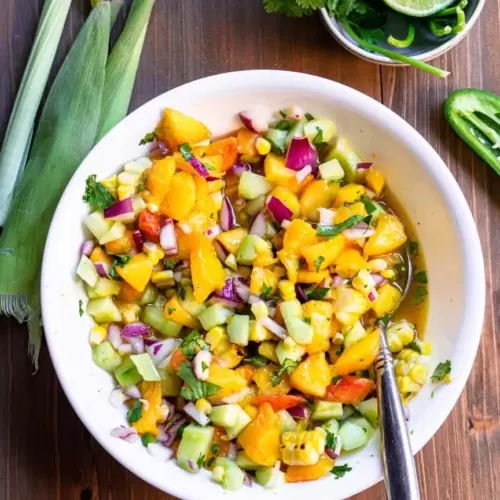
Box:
[180,330,206,360]
[304,112,314,121]
[325,431,337,450]
[431,360,452,383]
[141,433,157,446]
[137,183,146,192]
[274,118,294,131]
[331,463,352,478]
[167,306,176,315]
[314,255,325,272]
[335,346,344,356]
[176,422,188,438]
[260,283,273,298]
[409,241,419,257]
[431,390,435,399]
[270,372,282,387]
[164,259,176,270]
[306,287,329,300]
[331,375,342,385]
[279,110,287,118]
[178,362,221,400]
[202,361,209,372]
[303,317,311,324]
[139,131,156,145]
[212,443,221,455]
[82,174,115,211]
[316,215,365,237]
[109,254,131,279]
[412,286,428,305]
[78,300,84,317]
[206,456,216,468]
[197,453,206,468]
[127,400,143,424]
[278,358,299,376]
[312,127,324,146]
[414,271,428,284]
[407,340,422,354]
[179,287,186,300]
[361,196,378,214]
[243,355,269,367]
[179,143,194,161]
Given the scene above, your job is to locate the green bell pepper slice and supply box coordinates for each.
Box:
[444,89,500,176]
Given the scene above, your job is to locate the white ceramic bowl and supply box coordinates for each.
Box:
[41,70,485,500]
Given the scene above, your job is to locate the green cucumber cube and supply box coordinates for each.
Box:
[94,277,121,297]
[99,221,126,245]
[130,353,161,381]
[160,369,182,397]
[277,410,297,434]
[356,397,378,428]
[304,118,336,144]
[142,305,183,337]
[236,235,259,265]
[286,317,313,345]
[238,171,273,200]
[265,129,288,155]
[84,211,112,240]
[85,282,100,299]
[236,451,261,471]
[198,304,233,331]
[93,341,122,372]
[275,341,305,365]
[212,457,245,491]
[77,255,98,287]
[139,284,159,306]
[338,416,374,451]
[180,286,207,317]
[227,314,250,347]
[225,408,252,439]
[319,159,345,182]
[210,404,240,428]
[177,424,214,472]
[311,401,343,420]
[326,136,363,184]
[255,465,285,489]
[114,357,142,388]
[87,297,122,323]
[322,418,340,435]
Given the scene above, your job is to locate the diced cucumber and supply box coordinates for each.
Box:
[225,409,252,439]
[279,299,303,320]
[338,405,355,420]
[356,397,378,428]
[319,159,345,182]
[278,410,297,434]
[236,234,259,265]
[286,317,313,345]
[99,221,126,245]
[130,353,161,381]
[210,404,241,428]
[275,340,305,365]
[180,286,207,317]
[160,369,182,397]
[236,450,260,471]
[94,277,121,297]
[142,305,183,337]
[238,171,273,200]
[322,418,340,435]
[311,401,343,420]
[227,314,250,347]
[198,304,233,331]
[177,424,215,472]
[139,284,159,305]
[304,118,336,145]
[212,457,245,491]
[85,283,100,299]
[362,198,385,222]
[225,254,238,270]
[326,136,363,184]
[244,195,266,216]
[255,465,285,489]
[76,255,98,287]
[114,357,142,388]
[87,297,122,323]
[84,211,112,240]
[338,416,374,451]
[92,341,122,372]
[265,129,288,155]
[285,119,306,147]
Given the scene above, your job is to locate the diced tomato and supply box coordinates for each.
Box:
[325,375,375,406]
[138,210,161,243]
[252,394,307,411]
[169,348,188,372]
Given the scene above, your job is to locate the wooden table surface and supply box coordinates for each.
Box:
[1,1,499,499]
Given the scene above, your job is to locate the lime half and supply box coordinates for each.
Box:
[383,0,457,17]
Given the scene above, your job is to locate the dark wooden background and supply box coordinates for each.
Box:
[0,1,499,499]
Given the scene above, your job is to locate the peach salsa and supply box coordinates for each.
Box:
[76,105,432,490]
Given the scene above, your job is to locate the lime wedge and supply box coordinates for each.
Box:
[383,0,457,17]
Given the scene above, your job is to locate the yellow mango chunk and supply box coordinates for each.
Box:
[146,156,176,201]
[116,254,153,292]
[301,234,345,271]
[372,282,402,317]
[334,202,368,224]
[289,353,331,398]
[277,249,300,283]
[158,108,211,150]
[283,219,317,254]
[160,171,196,221]
[335,249,368,279]
[364,213,407,258]
[334,330,380,375]
[333,184,366,207]
[296,270,330,284]
[303,301,334,354]
[132,381,163,436]
[216,227,248,254]
[299,180,339,222]
[333,286,370,326]
[250,267,279,295]
[207,363,248,401]
[264,153,312,193]
[365,167,385,197]
[253,365,291,395]
[163,294,199,328]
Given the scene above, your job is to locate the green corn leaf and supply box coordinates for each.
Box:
[0,0,72,225]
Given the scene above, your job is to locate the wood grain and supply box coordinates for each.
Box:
[0,0,498,499]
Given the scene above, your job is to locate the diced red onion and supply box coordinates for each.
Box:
[259,316,287,340]
[183,402,210,426]
[147,442,174,461]
[295,165,312,184]
[132,229,144,252]
[94,261,110,278]
[163,399,176,421]
[104,197,134,221]
[146,339,180,365]
[216,278,239,302]
[248,294,261,304]
[331,274,347,289]
[160,219,178,255]
[208,297,241,308]
[151,139,170,156]
[189,156,211,178]
[221,388,250,404]
[243,471,253,488]
[220,196,236,231]
[239,106,270,133]
[125,336,144,354]
[343,224,375,240]
[295,284,308,303]
[121,322,150,338]
[118,344,133,355]
[267,196,293,224]
[161,414,187,447]
[187,459,198,471]
[228,442,237,460]
[213,240,228,262]
[368,289,378,302]
[205,224,222,240]
[357,162,373,170]
[107,324,122,349]
[109,387,129,408]
[123,384,142,399]
[235,281,251,302]
[287,405,311,420]
[80,240,95,257]
[325,436,342,459]
[143,336,160,346]
[281,219,291,229]
[318,208,335,226]
[371,273,386,287]
[232,161,250,176]
[249,211,267,237]
[286,137,317,171]
[110,426,139,443]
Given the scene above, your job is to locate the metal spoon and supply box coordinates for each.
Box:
[375,246,420,500]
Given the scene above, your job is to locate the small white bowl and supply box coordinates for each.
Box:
[320,0,485,65]
[41,70,485,500]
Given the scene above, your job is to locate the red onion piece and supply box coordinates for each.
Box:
[259,316,287,340]
[267,196,293,224]
[368,289,378,302]
[107,324,122,349]
[183,402,210,426]
[227,442,237,460]
[232,161,250,176]
[295,284,308,303]
[189,157,211,178]
[80,240,95,257]
[243,471,253,488]
[287,405,311,419]
[205,224,222,240]
[151,139,170,156]
[357,162,373,170]
[94,261,110,278]
[187,459,198,471]
[160,220,178,255]
[234,281,251,302]
[343,224,375,240]
[248,294,261,304]
[110,426,139,443]
[371,273,386,287]
[163,399,176,421]
[143,336,160,346]
[295,165,312,184]
[286,137,317,171]
[238,106,270,133]
[104,197,134,221]
[121,322,150,338]
[132,229,144,252]
[125,336,145,354]
[161,414,188,447]
[123,384,142,399]
[220,196,236,231]
[146,339,180,365]
[249,211,267,237]
[325,435,342,459]
[213,240,228,262]
[216,278,240,302]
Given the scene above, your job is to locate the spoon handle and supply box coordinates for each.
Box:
[376,328,420,500]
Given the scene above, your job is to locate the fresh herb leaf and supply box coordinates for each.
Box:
[279,110,287,118]
[179,143,194,161]
[109,254,131,279]
[278,358,300,376]
[164,258,176,270]
[178,362,221,400]
[177,422,188,438]
[180,330,206,360]
[412,286,428,305]
[303,317,312,324]
[127,400,143,424]
[83,174,115,211]
[141,433,156,446]
[325,431,337,450]
[314,255,325,272]
[139,131,156,145]
[306,287,329,300]
[431,389,435,399]
[361,196,378,214]
[274,118,294,131]
[305,112,314,121]
[331,375,342,385]
[243,355,269,367]
[379,314,390,327]
[331,463,352,478]
[409,241,419,256]
[197,453,206,468]
[312,126,324,146]
[78,300,84,317]
[260,283,273,298]
[179,287,186,300]
[137,183,146,192]
[212,443,221,455]
[407,340,422,354]
[263,0,314,17]
[317,215,365,237]
[336,346,344,356]
[414,271,428,284]
[306,398,316,411]
[167,306,176,315]
[206,456,216,468]
[431,360,451,383]
[270,372,282,387]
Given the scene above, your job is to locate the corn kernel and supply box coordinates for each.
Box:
[101,175,118,197]
[397,375,420,394]
[89,325,107,346]
[117,185,136,200]
[380,268,396,280]
[395,360,408,376]
[251,300,269,320]
[258,341,279,363]
[151,270,175,288]
[279,280,296,301]
[255,137,272,156]
[367,258,388,273]
[398,348,419,364]
[196,398,213,415]
[118,172,140,186]
[387,332,403,353]
[281,429,326,466]
[409,365,428,385]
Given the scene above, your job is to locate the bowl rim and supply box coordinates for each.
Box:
[320,0,486,66]
[41,69,485,500]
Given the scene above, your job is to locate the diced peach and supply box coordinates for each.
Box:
[157,108,211,150]
[116,254,154,292]
[160,171,196,221]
